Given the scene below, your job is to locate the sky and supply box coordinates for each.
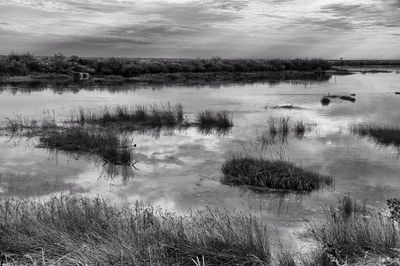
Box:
[0,0,399,59]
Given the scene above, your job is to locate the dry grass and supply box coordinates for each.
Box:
[308,196,400,264]
[221,153,332,192]
[0,196,271,266]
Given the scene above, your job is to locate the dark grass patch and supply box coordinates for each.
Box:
[221,154,332,192]
[196,110,233,128]
[320,97,331,106]
[267,104,303,110]
[0,195,271,266]
[326,94,356,102]
[72,104,184,127]
[39,127,133,165]
[351,124,400,147]
[308,196,400,264]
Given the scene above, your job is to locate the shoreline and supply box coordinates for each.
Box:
[0,70,342,86]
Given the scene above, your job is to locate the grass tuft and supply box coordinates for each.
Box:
[73,104,184,127]
[221,154,332,191]
[351,124,400,147]
[308,196,399,264]
[39,127,132,165]
[0,196,271,266]
[196,110,233,128]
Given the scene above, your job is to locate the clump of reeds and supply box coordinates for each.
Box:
[0,195,271,265]
[268,117,290,136]
[73,103,184,127]
[196,110,233,128]
[221,153,332,191]
[351,124,400,147]
[39,127,132,165]
[320,97,331,106]
[294,121,306,137]
[308,195,400,264]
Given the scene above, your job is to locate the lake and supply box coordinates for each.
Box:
[0,71,399,251]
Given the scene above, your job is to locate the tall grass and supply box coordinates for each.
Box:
[196,110,233,128]
[0,196,271,265]
[308,196,400,264]
[268,117,289,136]
[39,127,133,165]
[221,153,332,191]
[73,104,184,127]
[351,124,400,147]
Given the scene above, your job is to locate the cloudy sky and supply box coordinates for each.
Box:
[0,0,399,58]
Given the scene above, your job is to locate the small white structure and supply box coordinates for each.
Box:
[72,71,90,80]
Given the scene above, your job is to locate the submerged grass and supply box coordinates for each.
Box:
[196,110,233,128]
[351,124,400,147]
[39,127,133,165]
[0,195,271,266]
[221,153,332,192]
[73,104,184,127]
[308,196,400,264]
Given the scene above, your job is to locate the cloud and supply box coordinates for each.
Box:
[0,0,399,58]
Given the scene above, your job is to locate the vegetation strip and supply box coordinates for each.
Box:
[0,196,271,266]
[352,124,400,147]
[221,154,332,191]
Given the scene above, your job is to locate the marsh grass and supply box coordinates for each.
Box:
[39,127,133,165]
[265,118,312,141]
[321,97,331,106]
[268,117,290,136]
[294,121,306,137]
[0,196,271,266]
[221,153,332,191]
[3,115,58,135]
[196,110,233,128]
[72,104,184,127]
[351,124,400,147]
[308,196,400,264]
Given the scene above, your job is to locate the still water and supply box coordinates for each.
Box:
[0,72,399,249]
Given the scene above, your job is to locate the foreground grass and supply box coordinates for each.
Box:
[0,196,270,266]
[39,127,133,165]
[307,196,400,265]
[352,124,400,147]
[221,154,332,192]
